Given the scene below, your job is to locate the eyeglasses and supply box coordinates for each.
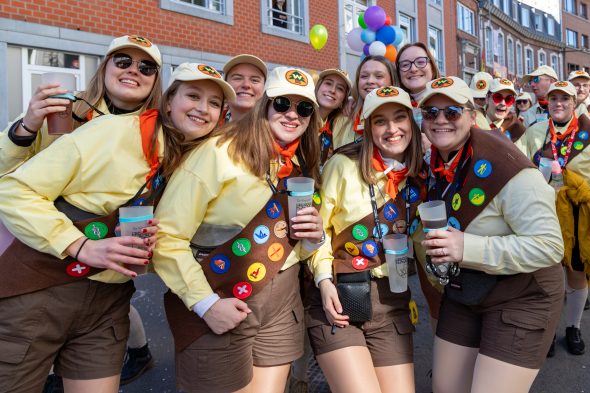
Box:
[491,93,515,106]
[398,57,430,72]
[112,54,159,77]
[272,96,314,118]
[421,105,470,121]
[515,100,529,105]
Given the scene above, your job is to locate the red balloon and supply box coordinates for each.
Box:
[385,45,397,62]
[384,16,392,26]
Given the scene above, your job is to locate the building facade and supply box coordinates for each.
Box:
[562,0,590,72]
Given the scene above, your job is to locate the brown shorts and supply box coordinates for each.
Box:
[0,280,134,393]
[306,276,414,367]
[176,264,304,393]
[436,264,564,369]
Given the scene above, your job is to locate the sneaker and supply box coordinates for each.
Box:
[547,335,556,357]
[565,326,585,355]
[42,374,64,393]
[120,344,154,385]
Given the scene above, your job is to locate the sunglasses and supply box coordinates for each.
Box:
[516,100,529,105]
[398,56,430,72]
[421,105,470,121]
[272,96,314,118]
[529,76,550,84]
[491,93,515,106]
[112,54,159,77]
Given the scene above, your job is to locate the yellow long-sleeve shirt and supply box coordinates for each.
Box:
[152,136,318,310]
[0,113,164,283]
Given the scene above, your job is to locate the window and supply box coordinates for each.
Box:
[398,13,416,46]
[457,3,475,35]
[534,13,543,31]
[344,0,369,34]
[521,8,530,27]
[569,63,580,73]
[502,0,510,13]
[516,43,523,75]
[582,34,589,49]
[485,27,493,65]
[160,0,233,24]
[539,52,546,66]
[493,0,500,7]
[497,33,505,66]
[430,0,442,6]
[551,55,559,78]
[428,26,444,72]
[512,2,518,20]
[525,48,534,73]
[507,38,514,74]
[548,18,555,35]
[581,3,588,18]
[261,0,309,42]
[565,0,577,13]
[567,29,578,47]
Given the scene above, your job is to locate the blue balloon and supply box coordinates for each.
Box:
[392,25,405,47]
[361,29,376,44]
[363,44,370,56]
[360,53,367,61]
[376,25,395,45]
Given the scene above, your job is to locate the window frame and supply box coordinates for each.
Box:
[548,18,555,35]
[457,2,475,36]
[485,27,493,65]
[260,0,310,43]
[398,13,417,46]
[565,0,577,14]
[507,38,514,74]
[428,25,444,73]
[567,29,579,48]
[160,0,234,25]
[525,48,534,73]
[497,32,505,67]
[516,42,523,76]
[521,7,530,27]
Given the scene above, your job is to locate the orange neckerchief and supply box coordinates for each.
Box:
[430,144,473,183]
[139,109,161,188]
[319,118,332,136]
[353,111,364,135]
[549,116,578,142]
[371,147,409,200]
[274,139,300,179]
[411,99,418,108]
[86,111,94,121]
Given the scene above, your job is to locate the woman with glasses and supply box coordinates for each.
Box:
[0,63,234,393]
[153,67,324,393]
[305,86,423,393]
[527,81,590,357]
[515,92,533,122]
[0,35,162,175]
[417,77,564,393]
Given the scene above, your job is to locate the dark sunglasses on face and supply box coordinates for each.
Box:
[272,96,315,118]
[112,54,159,77]
[421,105,470,121]
[491,93,515,106]
[398,56,430,72]
[529,76,550,84]
[516,100,529,105]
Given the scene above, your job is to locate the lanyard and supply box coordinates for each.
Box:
[549,125,577,168]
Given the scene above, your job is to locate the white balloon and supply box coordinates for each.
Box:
[369,41,386,56]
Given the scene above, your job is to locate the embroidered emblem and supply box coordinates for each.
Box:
[247,262,266,282]
[233,282,252,299]
[273,220,288,239]
[285,70,308,86]
[447,217,461,230]
[66,261,90,277]
[361,240,379,257]
[554,81,569,87]
[499,78,512,86]
[452,193,461,211]
[345,242,360,256]
[383,203,398,221]
[128,35,152,47]
[376,86,399,97]
[475,80,487,90]
[401,185,419,203]
[372,223,389,238]
[352,256,369,270]
[474,159,492,178]
[266,200,282,219]
[431,77,454,89]
[84,222,108,240]
[352,224,369,241]
[573,141,584,151]
[197,64,221,78]
[267,243,285,262]
[231,238,251,257]
[468,188,486,206]
[253,225,270,245]
[210,254,231,274]
[578,131,589,140]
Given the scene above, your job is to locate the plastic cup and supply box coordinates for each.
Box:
[286,177,315,239]
[119,206,154,275]
[538,157,553,183]
[417,200,447,231]
[0,220,15,257]
[383,234,409,293]
[41,72,76,135]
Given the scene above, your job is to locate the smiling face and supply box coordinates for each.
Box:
[370,103,413,162]
[166,80,223,141]
[357,60,392,99]
[548,92,575,123]
[486,89,514,122]
[267,94,312,146]
[571,77,590,105]
[104,47,157,110]
[226,63,265,116]
[316,75,348,115]
[398,45,433,94]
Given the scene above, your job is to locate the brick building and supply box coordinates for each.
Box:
[562,0,590,73]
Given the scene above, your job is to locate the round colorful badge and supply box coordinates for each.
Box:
[392,220,407,234]
[408,218,419,235]
[560,145,568,156]
[468,188,486,206]
[265,200,282,219]
[321,134,331,148]
[452,193,462,211]
[474,159,492,178]
[267,243,285,262]
[579,131,589,141]
[233,282,252,300]
[558,157,565,167]
[372,223,389,238]
[351,256,369,270]
[253,225,270,245]
[66,261,90,277]
[574,141,584,151]
[210,254,231,274]
[312,192,322,205]
[247,262,266,282]
[504,131,512,140]
[273,220,288,239]
[361,240,379,257]
[345,242,360,256]
[232,238,251,257]
[351,224,369,241]
[84,222,108,240]
[383,203,398,221]
[447,217,461,230]
[402,185,420,203]
[132,198,146,206]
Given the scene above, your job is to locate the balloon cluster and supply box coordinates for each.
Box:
[345,6,405,62]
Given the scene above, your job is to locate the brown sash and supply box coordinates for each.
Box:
[498,112,526,143]
[331,174,424,275]
[532,114,590,168]
[164,174,319,352]
[429,128,535,231]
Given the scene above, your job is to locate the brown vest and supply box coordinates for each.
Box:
[498,112,526,143]
[532,114,590,168]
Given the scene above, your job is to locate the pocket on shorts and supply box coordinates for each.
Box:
[391,314,414,335]
[109,319,130,342]
[500,310,547,354]
[0,334,31,364]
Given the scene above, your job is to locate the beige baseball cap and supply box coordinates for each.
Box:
[318,68,352,91]
[547,81,576,97]
[106,35,162,66]
[170,63,236,102]
[516,92,533,103]
[362,86,412,119]
[523,65,558,83]
[489,78,517,94]
[223,54,268,79]
[469,72,493,98]
[419,76,474,107]
[568,70,590,81]
[265,67,318,107]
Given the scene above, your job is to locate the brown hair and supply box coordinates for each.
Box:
[315,73,351,123]
[395,42,441,93]
[213,93,322,184]
[338,105,423,184]
[351,55,397,119]
[72,52,162,128]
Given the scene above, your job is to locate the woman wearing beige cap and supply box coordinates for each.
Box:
[306,86,423,393]
[417,76,563,393]
[153,67,324,393]
[0,62,233,393]
[515,92,533,121]
[527,80,590,357]
[222,54,268,123]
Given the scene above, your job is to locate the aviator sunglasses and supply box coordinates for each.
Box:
[491,92,515,106]
[112,53,159,77]
[421,105,470,121]
[272,96,315,118]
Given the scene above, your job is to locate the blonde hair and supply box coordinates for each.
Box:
[214,93,322,184]
[315,73,351,123]
[351,55,397,120]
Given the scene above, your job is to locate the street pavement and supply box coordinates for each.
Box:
[121,271,589,393]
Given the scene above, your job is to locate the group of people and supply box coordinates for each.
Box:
[0,33,587,393]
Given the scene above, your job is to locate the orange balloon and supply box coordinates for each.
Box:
[385,45,397,62]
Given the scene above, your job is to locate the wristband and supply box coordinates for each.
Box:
[74,238,90,261]
[20,119,38,134]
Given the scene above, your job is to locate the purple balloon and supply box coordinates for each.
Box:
[363,44,370,56]
[376,25,395,45]
[364,6,386,31]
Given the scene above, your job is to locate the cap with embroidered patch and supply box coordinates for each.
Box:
[489,78,516,94]
[318,68,352,91]
[568,70,590,82]
[170,63,236,102]
[265,67,318,107]
[106,35,161,66]
[547,81,576,97]
[419,77,474,107]
[516,92,533,103]
[469,72,493,99]
[223,54,268,80]
[362,86,412,119]
[523,65,558,84]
